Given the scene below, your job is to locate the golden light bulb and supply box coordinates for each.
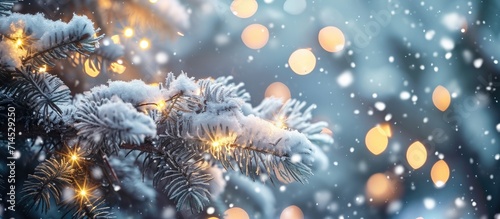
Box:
[365,126,389,155]
[318,26,345,52]
[15,38,23,48]
[139,38,150,50]
[432,85,451,111]
[406,141,427,169]
[288,49,316,75]
[39,65,47,73]
[265,82,291,102]
[123,27,134,38]
[211,141,221,148]
[110,62,126,74]
[431,160,450,187]
[79,189,87,197]
[230,0,258,18]
[241,23,269,49]
[280,205,304,219]
[110,35,121,44]
[71,154,78,162]
[224,207,249,219]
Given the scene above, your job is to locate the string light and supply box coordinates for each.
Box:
[123,27,134,38]
[139,38,150,50]
[39,65,47,73]
[15,38,23,48]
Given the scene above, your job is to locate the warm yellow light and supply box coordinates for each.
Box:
[288,49,316,75]
[280,205,304,219]
[71,154,78,162]
[265,82,291,102]
[84,59,100,77]
[224,207,249,219]
[431,160,450,187]
[318,26,345,52]
[379,123,392,138]
[157,100,166,110]
[432,85,451,111]
[211,141,221,148]
[79,189,87,197]
[406,141,427,169]
[149,0,158,3]
[241,23,269,50]
[365,126,388,155]
[123,27,134,38]
[230,0,258,18]
[139,39,150,50]
[365,173,399,205]
[110,35,121,44]
[15,38,22,48]
[39,65,47,73]
[110,62,126,74]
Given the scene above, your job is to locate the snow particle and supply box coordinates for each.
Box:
[423,198,436,209]
[337,71,354,87]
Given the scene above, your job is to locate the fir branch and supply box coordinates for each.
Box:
[70,197,115,219]
[0,0,17,16]
[152,150,212,212]
[71,37,125,76]
[74,97,156,154]
[21,158,74,213]
[22,23,103,68]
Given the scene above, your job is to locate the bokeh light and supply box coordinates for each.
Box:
[84,59,99,77]
[365,173,399,204]
[365,126,389,155]
[241,24,269,49]
[265,82,291,102]
[280,205,304,219]
[431,160,450,188]
[123,27,134,38]
[224,207,249,219]
[318,26,345,52]
[406,141,427,169]
[110,62,126,74]
[139,38,150,50]
[288,49,316,75]
[432,85,451,111]
[230,0,258,18]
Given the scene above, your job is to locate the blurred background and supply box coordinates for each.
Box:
[16,0,500,218]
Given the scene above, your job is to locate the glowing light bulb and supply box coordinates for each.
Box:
[84,59,100,77]
[71,154,78,162]
[211,141,221,148]
[157,100,166,110]
[265,82,291,102]
[110,62,126,74]
[318,26,345,52]
[365,126,389,155]
[288,49,316,75]
[406,141,427,169]
[241,24,269,49]
[15,38,23,48]
[431,160,450,187]
[139,38,150,50]
[123,27,134,38]
[110,35,121,44]
[432,85,451,111]
[79,189,87,197]
[39,65,47,73]
[230,0,258,18]
[224,207,249,219]
[280,205,304,219]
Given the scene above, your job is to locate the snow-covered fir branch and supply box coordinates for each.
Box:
[0,2,332,218]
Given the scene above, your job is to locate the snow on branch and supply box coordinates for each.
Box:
[74,96,156,153]
[0,13,102,68]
